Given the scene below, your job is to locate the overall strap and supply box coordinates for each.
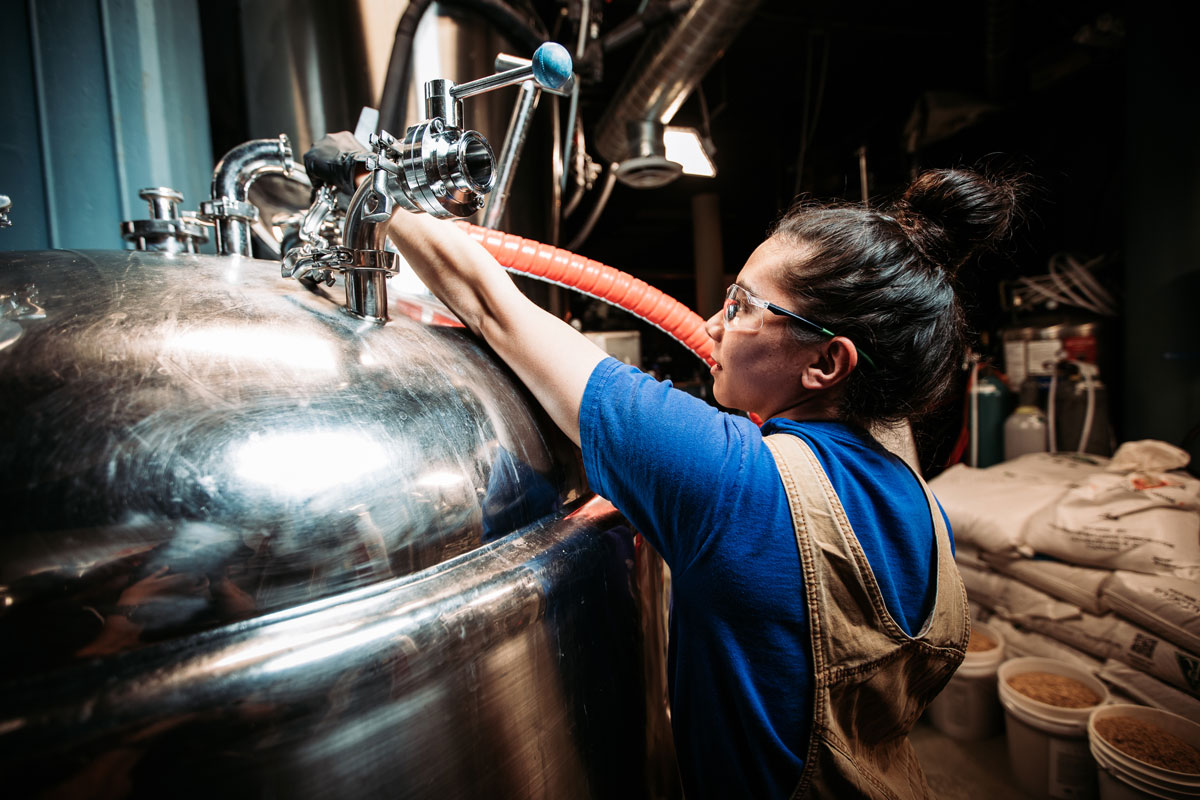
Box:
[764,432,971,800]
[764,433,967,651]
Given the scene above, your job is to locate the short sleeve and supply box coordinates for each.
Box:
[579,358,760,573]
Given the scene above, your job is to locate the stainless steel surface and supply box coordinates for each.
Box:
[140,187,184,220]
[238,0,371,159]
[593,0,759,173]
[424,78,464,130]
[0,248,586,666]
[0,247,677,797]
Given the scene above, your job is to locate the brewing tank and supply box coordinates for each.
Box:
[0,249,677,798]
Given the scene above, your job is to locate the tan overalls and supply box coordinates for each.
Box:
[764,434,970,800]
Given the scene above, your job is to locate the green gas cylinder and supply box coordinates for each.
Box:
[970,372,1010,467]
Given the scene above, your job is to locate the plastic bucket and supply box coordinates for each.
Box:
[928,621,1006,740]
[998,657,1109,799]
[1088,704,1200,799]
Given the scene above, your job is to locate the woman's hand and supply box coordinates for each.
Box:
[302,132,369,195]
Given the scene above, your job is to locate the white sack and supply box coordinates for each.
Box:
[980,552,1111,615]
[1023,470,1200,579]
[953,543,990,572]
[1021,611,1200,698]
[931,453,1107,556]
[985,617,1102,671]
[956,562,1081,622]
[1099,659,1200,724]
[1107,439,1192,473]
[1102,570,1200,655]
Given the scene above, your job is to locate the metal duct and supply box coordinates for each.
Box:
[593,0,760,183]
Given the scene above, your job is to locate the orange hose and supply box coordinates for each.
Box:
[462,223,716,366]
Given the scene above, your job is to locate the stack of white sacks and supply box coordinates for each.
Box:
[930,440,1200,723]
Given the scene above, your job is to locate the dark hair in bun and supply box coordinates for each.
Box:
[770,167,1023,427]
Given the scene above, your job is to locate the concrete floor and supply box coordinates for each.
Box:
[911,719,1039,800]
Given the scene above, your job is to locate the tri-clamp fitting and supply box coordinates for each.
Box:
[283,42,574,323]
[120,188,210,253]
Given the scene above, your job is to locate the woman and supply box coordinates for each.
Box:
[311,144,1017,797]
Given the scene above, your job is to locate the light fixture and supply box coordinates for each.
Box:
[664,126,717,178]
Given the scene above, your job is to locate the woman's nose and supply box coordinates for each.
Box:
[704,310,723,342]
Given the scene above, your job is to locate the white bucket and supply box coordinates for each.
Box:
[927,621,1006,740]
[1088,704,1200,800]
[998,657,1109,799]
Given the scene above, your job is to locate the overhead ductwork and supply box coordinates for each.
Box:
[593,0,761,188]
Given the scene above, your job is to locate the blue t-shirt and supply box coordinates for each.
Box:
[579,358,944,800]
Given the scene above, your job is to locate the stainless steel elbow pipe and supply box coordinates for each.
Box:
[203,134,304,256]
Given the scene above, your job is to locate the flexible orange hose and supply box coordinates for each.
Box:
[462,223,716,366]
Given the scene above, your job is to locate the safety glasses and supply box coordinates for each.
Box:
[721,284,877,370]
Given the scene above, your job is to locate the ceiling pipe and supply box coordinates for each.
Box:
[593,0,761,188]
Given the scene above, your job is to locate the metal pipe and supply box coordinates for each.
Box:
[211,134,294,204]
[593,0,759,166]
[344,171,396,255]
[560,79,581,198]
[692,192,724,318]
[482,80,541,230]
[206,135,296,256]
[566,166,617,251]
[575,0,591,60]
[452,42,572,101]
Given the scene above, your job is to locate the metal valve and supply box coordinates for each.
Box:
[360,41,573,221]
[284,42,574,323]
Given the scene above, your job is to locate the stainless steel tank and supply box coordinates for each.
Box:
[0,249,678,798]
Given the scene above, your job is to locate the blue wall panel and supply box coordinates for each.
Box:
[0,0,52,250]
[0,0,213,252]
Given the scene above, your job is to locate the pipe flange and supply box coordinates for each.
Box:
[199,197,260,223]
[121,219,210,252]
[614,155,682,189]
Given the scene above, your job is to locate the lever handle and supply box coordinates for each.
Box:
[451,42,573,100]
[531,42,573,90]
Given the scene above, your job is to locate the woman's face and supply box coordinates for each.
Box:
[704,237,825,421]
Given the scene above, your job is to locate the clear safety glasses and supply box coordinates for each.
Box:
[721,284,877,370]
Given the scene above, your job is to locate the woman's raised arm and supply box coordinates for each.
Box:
[383,210,608,446]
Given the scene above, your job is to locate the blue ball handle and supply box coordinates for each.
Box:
[532,42,573,91]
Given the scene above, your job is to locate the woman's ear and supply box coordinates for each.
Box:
[799,335,859,391]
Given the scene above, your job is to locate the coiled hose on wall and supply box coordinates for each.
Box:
[461,223,716,367]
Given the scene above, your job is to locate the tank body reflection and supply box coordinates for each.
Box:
[0,250,677,799]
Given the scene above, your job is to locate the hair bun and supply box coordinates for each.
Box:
[893,168,1023,275]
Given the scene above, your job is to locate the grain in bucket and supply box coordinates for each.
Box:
[998,656,1109,799]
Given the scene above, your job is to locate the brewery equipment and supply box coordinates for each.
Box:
[0,45,677,799]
